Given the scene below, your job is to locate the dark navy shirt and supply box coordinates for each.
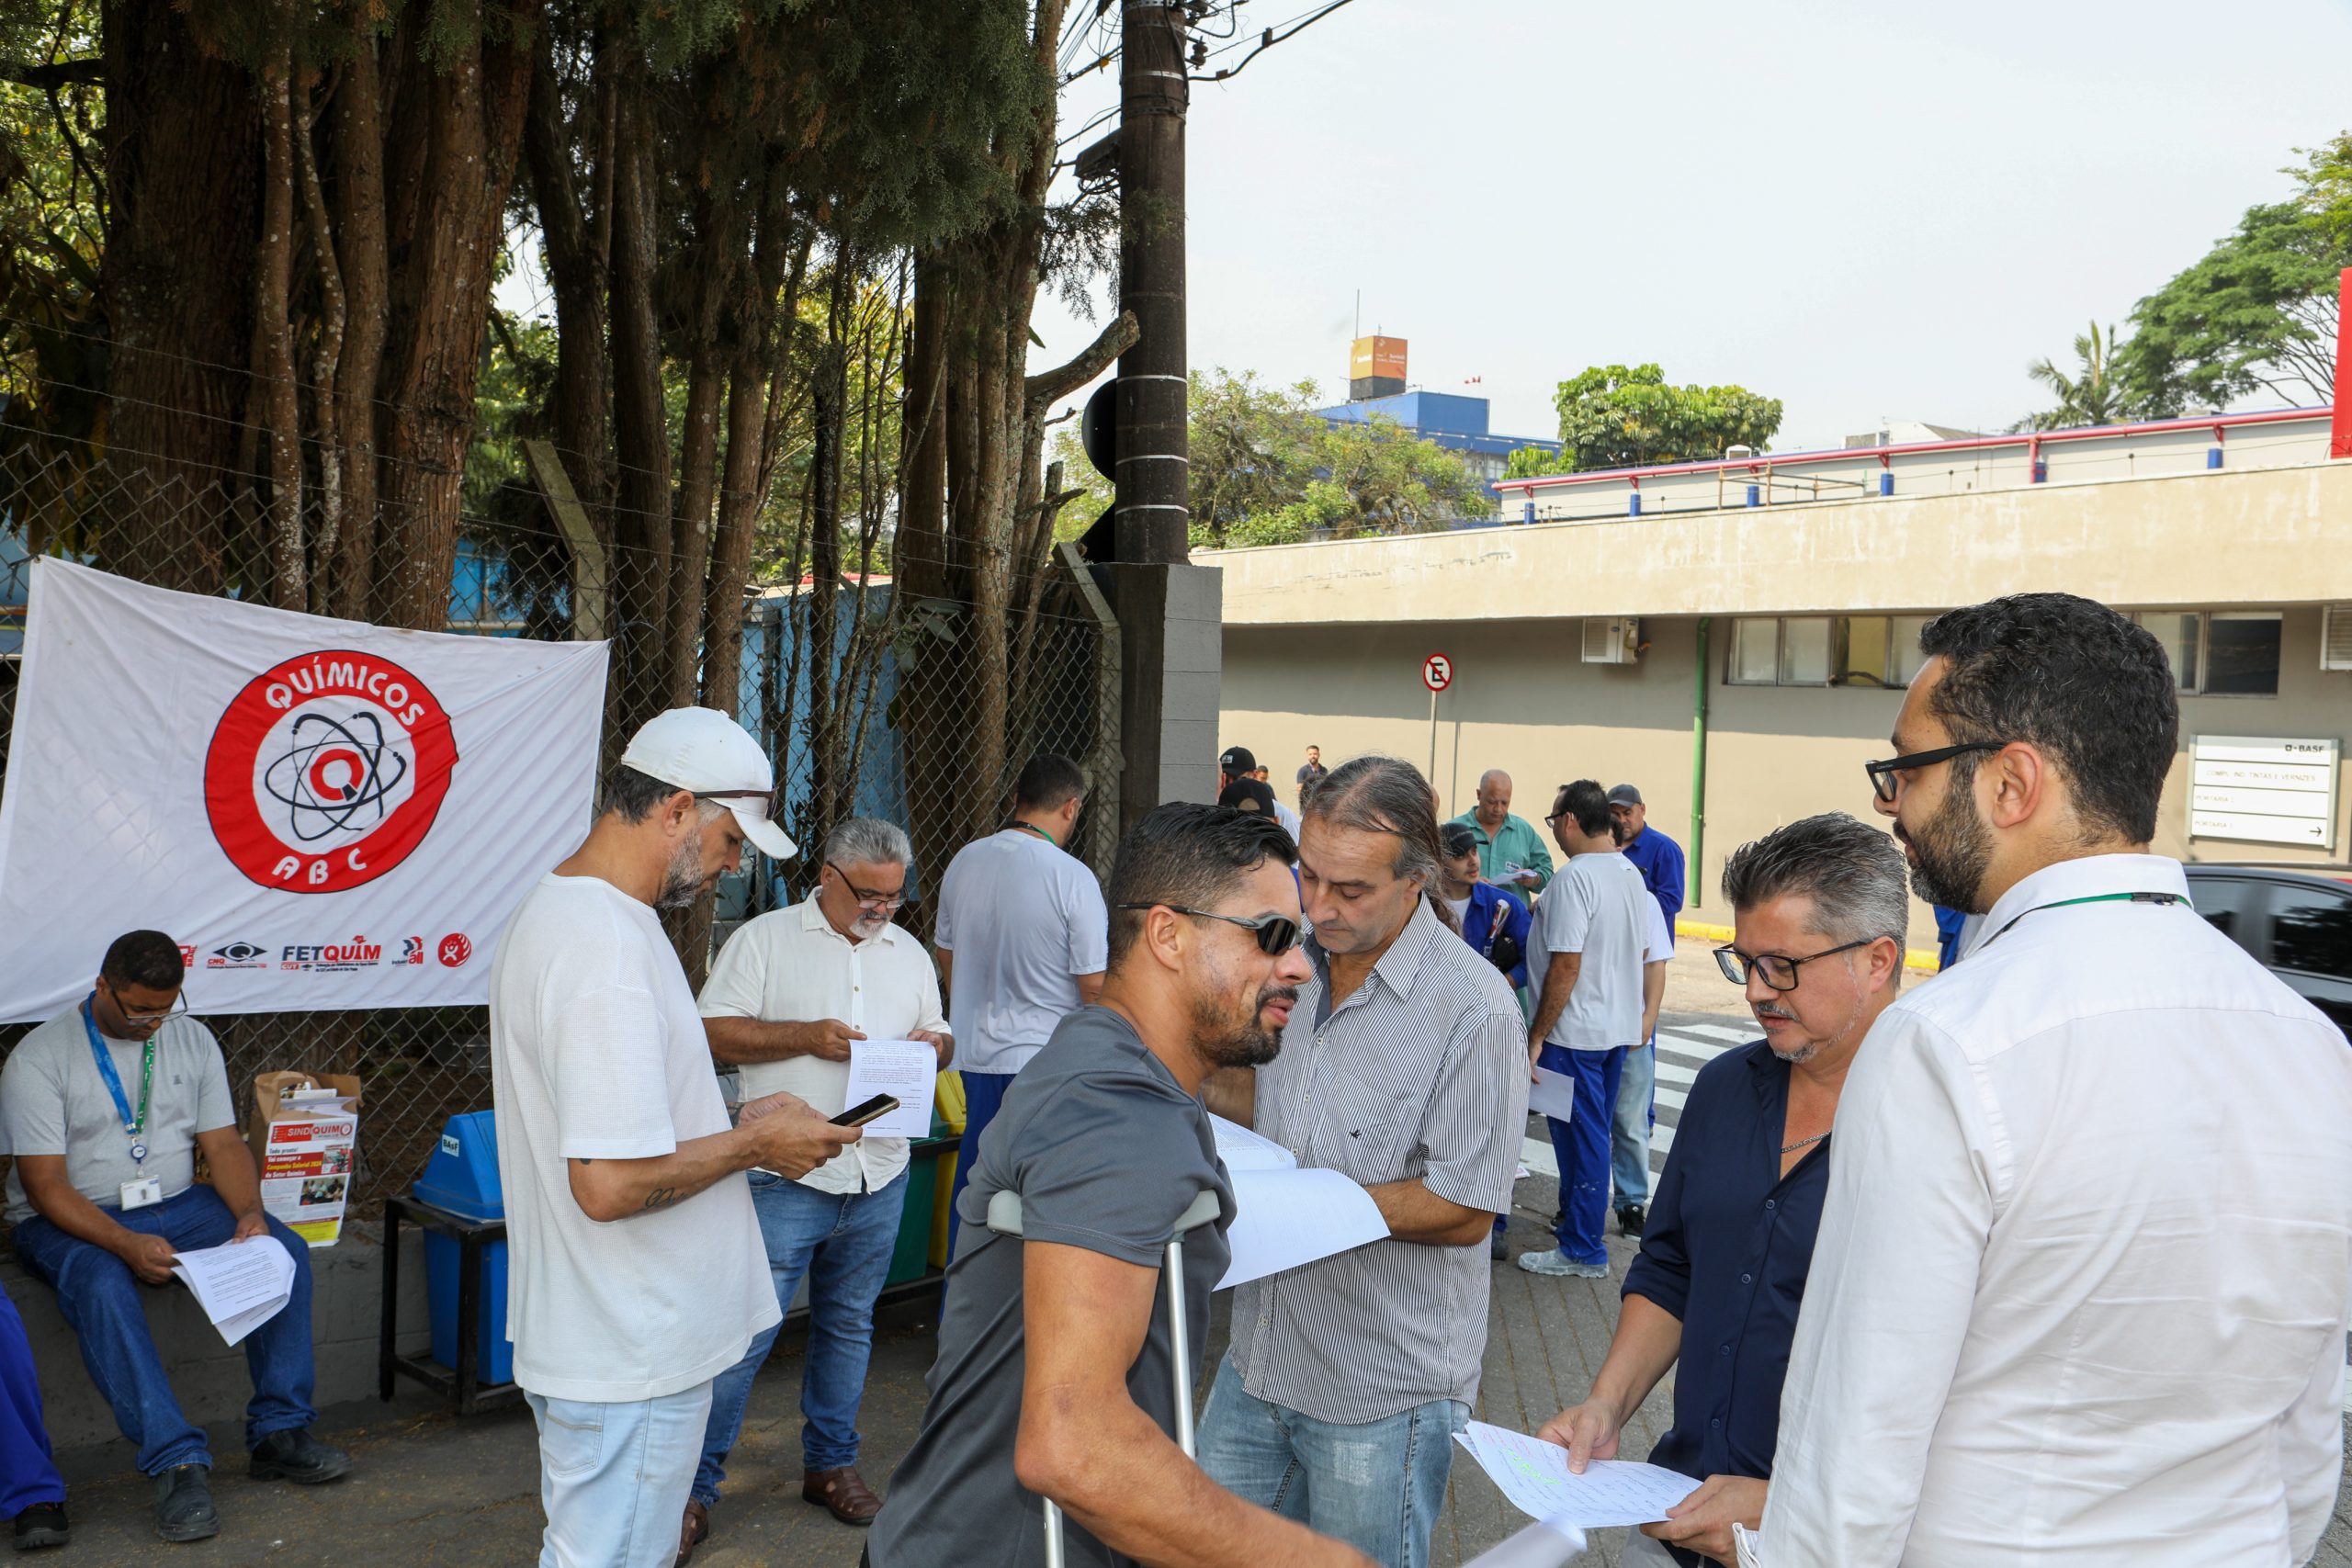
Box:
[1619,827,1687,921]
[1622,1039,1830,1516]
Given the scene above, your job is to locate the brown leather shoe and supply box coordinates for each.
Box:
[800,1466,883,1526]
[674,1498,708,1567]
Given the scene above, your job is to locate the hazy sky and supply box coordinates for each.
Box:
[1033,0,2352,450]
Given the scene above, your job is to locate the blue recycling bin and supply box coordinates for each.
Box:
[412,1111,514,1386]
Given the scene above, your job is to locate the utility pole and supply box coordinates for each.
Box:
[1105,0,1221,829]
[1114,0,1190,565]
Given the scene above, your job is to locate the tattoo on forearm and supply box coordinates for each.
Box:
[641,1186,680,1212]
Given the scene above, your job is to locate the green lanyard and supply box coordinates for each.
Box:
[1982,890,2187,949]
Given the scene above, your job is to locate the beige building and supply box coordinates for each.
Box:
[1212,412,2352,950]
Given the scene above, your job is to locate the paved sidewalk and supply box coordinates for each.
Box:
[34,1163,2352,1565]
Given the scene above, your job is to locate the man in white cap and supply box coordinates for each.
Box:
[490,706,865,1568]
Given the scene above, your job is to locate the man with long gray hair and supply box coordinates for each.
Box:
[1200,755,1527,1568]
[1536,813,1906,1566]
[678,816,951,1557]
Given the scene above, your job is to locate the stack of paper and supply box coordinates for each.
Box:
[171,1237,298,1347]
[841,1041,941,1139]
[1453,1420,1699,1529]
[1206,1115,1391,1290]
[1209,1113,1296,1172]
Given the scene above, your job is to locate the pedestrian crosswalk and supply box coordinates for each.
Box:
[1515,1015,1758,1187]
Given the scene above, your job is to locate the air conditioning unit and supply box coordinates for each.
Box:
[2324,604,2352,672]
[1581,616,1641,665]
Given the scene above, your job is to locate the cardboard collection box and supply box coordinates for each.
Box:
[246,1071,362,1248]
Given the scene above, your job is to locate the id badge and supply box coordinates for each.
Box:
[119,1177,163,1211]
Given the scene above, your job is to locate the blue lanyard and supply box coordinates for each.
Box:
[80,996,154,1157]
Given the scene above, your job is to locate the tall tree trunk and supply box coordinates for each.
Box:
[97,0,259,593]
[666,351,723,707]
[368,3,537,631]
[803,259,852,839]
[703,222,808,719]
[526,33,616,592]
[328,24,387,620]
[251,39,304,610]
[294,67,345,615]
[607,84,673,731]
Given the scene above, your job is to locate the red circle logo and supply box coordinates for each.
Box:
[203,649,459,894]
[436,933,472,968]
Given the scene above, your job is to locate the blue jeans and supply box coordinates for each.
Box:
[0,1280,64,1517]
[530,1383,712,1568]
[944,1069,1015,1262]
[13,1184,316,1474]
[691,1170,907,1504]
[1197,1355,1466,1568]
[1611,1040,1655,1211]
[1540,1043,1623,1267]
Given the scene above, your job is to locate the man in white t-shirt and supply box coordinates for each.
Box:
[677,818,950,1556]
[490,707,861,1568]
[1516,779,1655,1280]
[933,752,1107,1254]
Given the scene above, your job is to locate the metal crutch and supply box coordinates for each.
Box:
[987,1186,1225,1567]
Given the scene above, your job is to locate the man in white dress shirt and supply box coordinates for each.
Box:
[1763,592,2352,1566]
[679,818,950,1557]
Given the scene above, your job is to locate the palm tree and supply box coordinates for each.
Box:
[2022,321,2135,430]
[2023,321,2133,429]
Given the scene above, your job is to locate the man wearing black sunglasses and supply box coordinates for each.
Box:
[870,804,1377,1568]
[1763,593,2352,1568]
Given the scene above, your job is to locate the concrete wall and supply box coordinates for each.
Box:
[1214,458,2352,628]
[1223,608,2352,949]
[8,1225,431,1473]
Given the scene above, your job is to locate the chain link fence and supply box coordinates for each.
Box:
[0,434,1117,1219]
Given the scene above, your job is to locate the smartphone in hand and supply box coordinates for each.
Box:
[831,1094,900,1129]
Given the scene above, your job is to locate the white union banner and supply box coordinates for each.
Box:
[0,558,608,1021]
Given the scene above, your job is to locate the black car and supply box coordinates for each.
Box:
[2184,865,2352,1040]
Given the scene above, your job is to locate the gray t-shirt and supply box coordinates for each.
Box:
[868,1006,1233,1568]
[933,830,1111,1076]
[2,1004,236,1222]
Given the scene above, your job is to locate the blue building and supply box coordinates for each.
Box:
[1316,388,1562,489]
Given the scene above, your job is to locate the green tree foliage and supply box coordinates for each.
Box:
[1548,364,1783,471]
[2117,136,2352,415]
[1049,367,1489,548]
[2020,321,2131,430]
[1502,444,1560,480]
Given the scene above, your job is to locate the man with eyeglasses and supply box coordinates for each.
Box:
[870,803,1377,1568]
[1197,756,1527,1568]
[1537,813,1905,1566]
[1761,593,2352,1567]
[1518,780,1658,1281]
[5,930,351,1544]
[680,817,950,1554]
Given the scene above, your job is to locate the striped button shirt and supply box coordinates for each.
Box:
[1228,897,1530,1424]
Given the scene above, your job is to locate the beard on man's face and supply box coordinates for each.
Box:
[655,833,709,909]
[1898,774,1993,913]
[1192,981,1299,1069]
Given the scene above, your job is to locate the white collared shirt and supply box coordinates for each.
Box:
[698,896,950,1196]
[1763,853,2352,1566]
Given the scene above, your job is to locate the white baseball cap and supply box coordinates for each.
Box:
[617,706,798,861]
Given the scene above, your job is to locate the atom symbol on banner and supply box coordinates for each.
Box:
[260,711,410,843]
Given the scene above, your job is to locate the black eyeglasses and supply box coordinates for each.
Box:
[1115,903,1303,955]
[1862,741,2008,805]
[825,862,907,910]
[1713,937,1876,991]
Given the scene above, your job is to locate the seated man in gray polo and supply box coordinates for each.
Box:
[1202,757,1528,1568]
[4,931,351,1546]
